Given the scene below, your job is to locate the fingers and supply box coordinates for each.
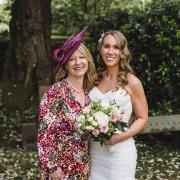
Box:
[103,139,112,146]
[103,139,109,146]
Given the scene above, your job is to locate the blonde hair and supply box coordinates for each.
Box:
[95,30,134,88]
[55,43,96,90]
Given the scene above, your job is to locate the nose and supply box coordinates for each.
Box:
[108,47,114,54]
[74,57,81,64]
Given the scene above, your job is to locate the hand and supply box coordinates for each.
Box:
[49,167,64,180]
[103,139,109,147]
[105,133,125,146]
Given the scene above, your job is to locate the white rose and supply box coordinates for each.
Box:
[92,120,98,127]
[87,116,93,122]
[85,126,94,131]
[112,106,121,115]
[76,114,85,122]
[78,123,83,128]
[82,105,91,114]
[94,111,109,126]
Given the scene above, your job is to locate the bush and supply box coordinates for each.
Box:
[88,0,180,115]
[125,0,180,115]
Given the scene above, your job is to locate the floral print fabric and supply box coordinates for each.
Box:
[37,79,90,180]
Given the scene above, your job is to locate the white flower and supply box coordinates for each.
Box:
[78,123,83,128]
[87,116,93,122]
[98,32,105,44]
[82,105,91,114]
[85,126,94,131]
[76,114,85,122]
[123,127,129,132]
[94,111,109,125]
[112,106,122,115]
[92,120,98,127]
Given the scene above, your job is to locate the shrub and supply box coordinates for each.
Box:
[88,0,180,115]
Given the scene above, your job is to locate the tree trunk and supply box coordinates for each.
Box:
[3,0,52,105]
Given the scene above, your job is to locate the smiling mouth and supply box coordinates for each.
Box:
[106,58,115,62]
[73,66,85,71]
[106,56,115,60]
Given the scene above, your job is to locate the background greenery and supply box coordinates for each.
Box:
[53,0,180,116]
[0,0,179,123]
[0,1,179,179]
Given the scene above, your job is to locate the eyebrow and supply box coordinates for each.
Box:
[103,43,118,46]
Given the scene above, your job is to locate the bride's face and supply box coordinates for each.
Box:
[100,34,120,68]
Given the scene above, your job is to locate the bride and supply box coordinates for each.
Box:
[88,31,148,180]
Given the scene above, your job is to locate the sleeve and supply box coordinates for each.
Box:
[37,85,62,173]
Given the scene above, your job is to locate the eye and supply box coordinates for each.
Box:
[114,45,120,49]
[103,44,110,48]
[80,56,85,59]
[69,58,75,61]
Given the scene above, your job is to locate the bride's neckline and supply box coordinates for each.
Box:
[94,87,117,95]
[94,86,131,98]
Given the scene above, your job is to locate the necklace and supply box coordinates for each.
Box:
[104,73,117,82]
[66,78,84,94]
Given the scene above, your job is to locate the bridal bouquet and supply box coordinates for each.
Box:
[76,100,129,145]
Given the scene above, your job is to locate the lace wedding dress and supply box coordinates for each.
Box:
[88,87,137,180]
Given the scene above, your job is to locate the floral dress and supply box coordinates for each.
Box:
[37,79,90,180]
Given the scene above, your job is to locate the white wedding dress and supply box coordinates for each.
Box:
[88,87,137,180]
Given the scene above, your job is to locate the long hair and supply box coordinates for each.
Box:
[95,30,134,88]
[55,43,96,90]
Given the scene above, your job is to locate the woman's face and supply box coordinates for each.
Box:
[100,34,120,67]
[66,49,88,78]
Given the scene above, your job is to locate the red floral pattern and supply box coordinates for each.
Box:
[37,79,90,180]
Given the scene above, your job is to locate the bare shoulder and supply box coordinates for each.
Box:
[128,74,143,87]
[126,74,144,95]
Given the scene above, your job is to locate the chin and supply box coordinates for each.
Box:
[105,63,116,67]
[73,72,86,77]
[105,61,119,67]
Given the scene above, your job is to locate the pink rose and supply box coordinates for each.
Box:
[92,129,100,137]
[111,115,122,122]
[100,125,109,134]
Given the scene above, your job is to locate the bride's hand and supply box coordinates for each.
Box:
[103,139,109,146]
[106,133,127,146]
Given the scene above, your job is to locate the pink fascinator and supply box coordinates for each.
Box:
[52,27,87,71]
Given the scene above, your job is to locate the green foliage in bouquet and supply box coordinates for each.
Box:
[77,100,128,146]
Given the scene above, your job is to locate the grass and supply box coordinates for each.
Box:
[0,136,179,180]
[136,140,180,180]
[0,148,39,179]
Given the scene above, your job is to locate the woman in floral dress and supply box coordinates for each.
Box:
[37,28,96,180]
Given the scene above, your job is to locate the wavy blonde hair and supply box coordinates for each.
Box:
[95,30,134,88]
[55,43,96,90]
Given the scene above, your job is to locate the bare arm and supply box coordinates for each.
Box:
[108,75,148,145]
